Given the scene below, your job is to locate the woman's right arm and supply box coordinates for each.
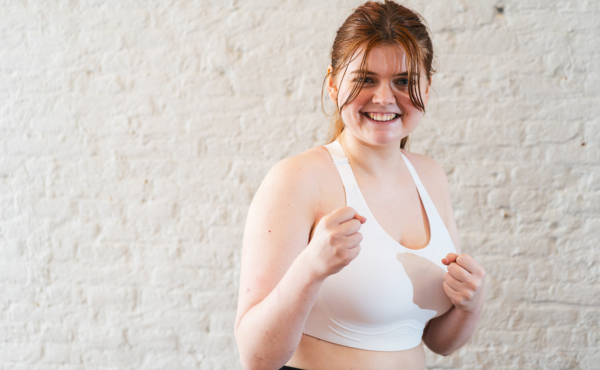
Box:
[234,154,364,370]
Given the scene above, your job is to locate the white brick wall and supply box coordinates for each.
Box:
[0,0,598,369]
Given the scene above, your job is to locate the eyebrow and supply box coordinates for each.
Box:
[351,70,408,77]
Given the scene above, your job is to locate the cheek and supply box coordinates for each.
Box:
[336,81,355,105]
[340,94,368,117]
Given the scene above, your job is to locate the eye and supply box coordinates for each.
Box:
[353,76,375,84]
[396,78,409,86]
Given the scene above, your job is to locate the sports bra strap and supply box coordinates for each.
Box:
[324,141,423,187]
[323,141,358,186]
[400,153,423,186]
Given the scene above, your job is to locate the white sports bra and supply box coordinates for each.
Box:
[303,140,457,351]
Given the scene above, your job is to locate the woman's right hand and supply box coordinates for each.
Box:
[303,206,366,280]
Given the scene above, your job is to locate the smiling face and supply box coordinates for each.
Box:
[328,43,431,147]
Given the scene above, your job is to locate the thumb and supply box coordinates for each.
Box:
[442,252,459,265]
[353,213,367,224]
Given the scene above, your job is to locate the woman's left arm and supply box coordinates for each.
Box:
[422,253,486,355]
[422,161,486,355]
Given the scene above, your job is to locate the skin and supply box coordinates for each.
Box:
[235,44,486,370]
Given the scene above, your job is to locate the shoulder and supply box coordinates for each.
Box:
[265,145,334,183]
[260,145,336,198]
[400,150,449,184]
[252,145,340,222]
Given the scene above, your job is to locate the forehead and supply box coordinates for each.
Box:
[347,43,407,75]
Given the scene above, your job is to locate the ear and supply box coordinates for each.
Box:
[326,65,338,104]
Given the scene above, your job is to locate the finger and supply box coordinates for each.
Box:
[442,252,459,265]
[347,244,361,260]
[353,213,367,224]
[339,218,362,236]
[443,282,463,308]
[455,254,483,275]
[329,206,361,225]
[346,232,363,249]
[444,273,463,291]
[442,281,459,300]
[447,262,470,282]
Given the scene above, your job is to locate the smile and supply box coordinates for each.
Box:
[364,112,400,122]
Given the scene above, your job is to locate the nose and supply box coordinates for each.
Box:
[372,82,396,106]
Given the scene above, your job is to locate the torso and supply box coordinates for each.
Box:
[285,145,454,370]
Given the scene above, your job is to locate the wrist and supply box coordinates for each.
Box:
[297,247,327,284]
[457,290,485,316]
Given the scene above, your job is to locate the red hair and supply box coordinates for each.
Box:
[323,0,437,148]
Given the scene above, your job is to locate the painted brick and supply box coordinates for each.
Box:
[1,0,598,369]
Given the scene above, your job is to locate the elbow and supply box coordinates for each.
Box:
[238,349,264,370]
[238,358,258,370]
[431,343,463,357]
[239,353,281,370]
[438,349,454,357]
[423,340,458,357]
[236,340,260,370]
[428,346,454,357]
[235,331,268,370]
[236,341,279,370]
[238,346,293,370]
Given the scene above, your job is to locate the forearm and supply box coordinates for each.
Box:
[423,295,484,355]
[235,251,323,370]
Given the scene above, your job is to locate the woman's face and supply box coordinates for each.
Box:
[328,43,430,146]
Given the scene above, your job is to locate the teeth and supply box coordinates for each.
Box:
[367,112,398,121]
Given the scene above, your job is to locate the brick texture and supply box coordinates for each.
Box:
[0,0,598,369]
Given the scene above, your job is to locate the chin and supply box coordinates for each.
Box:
[363,133,404,146]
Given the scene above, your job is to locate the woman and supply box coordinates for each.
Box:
[234,1,486,369]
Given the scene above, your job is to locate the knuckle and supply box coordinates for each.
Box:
[356,232,363,243]
[466,281,477,291]
[327,233,335,245]
[327,232,337,245]
[463,290,473,301]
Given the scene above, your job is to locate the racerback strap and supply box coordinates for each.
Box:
[399,153,423,186]
[324,140,423,187]
[323,141,358,186]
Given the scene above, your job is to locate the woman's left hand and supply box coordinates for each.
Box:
[441,253,486,313]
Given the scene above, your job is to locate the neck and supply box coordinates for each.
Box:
[338,131,404,179]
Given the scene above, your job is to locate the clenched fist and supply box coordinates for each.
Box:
[441,253,486,313]
[304,206,366,280]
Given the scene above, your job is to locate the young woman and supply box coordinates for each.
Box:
[235,2,486,369]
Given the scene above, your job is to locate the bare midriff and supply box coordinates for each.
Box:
[285,334,426,370]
